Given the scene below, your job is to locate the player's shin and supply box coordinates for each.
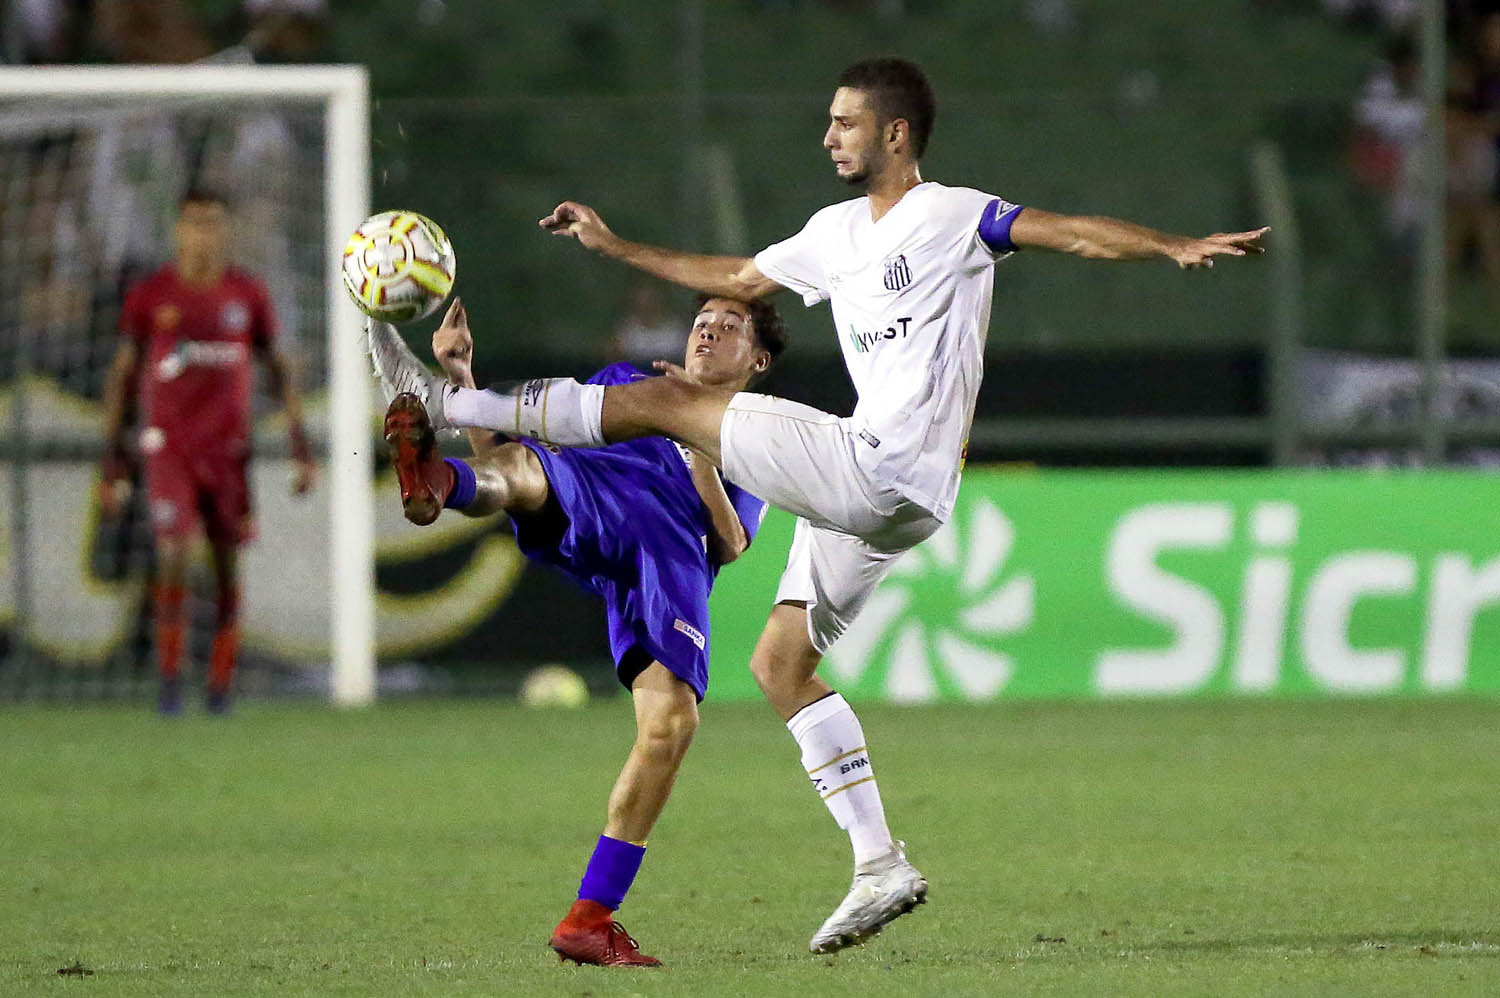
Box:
[152,583,187,683]
[207,584,241,704]
[444,379,606,448]
[577,836,646,912]
[787,693,896,870]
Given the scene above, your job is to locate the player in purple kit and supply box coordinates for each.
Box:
[372,294,784,967]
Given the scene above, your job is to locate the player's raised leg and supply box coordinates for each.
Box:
[439,373,735,465]
[550,661,697,968]
[384,394,549,525]
[367,297,738,466]
[751,603,928,953]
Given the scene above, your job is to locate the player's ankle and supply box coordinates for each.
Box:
[854,841,902,876]
[441,457,473,509]
[559,898,614,929]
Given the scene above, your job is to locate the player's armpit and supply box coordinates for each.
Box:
[729,259,785,301]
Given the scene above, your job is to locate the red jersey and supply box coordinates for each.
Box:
[119,263,277,457]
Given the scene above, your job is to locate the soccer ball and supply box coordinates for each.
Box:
[519,664,590,709]
[341,210,456,323]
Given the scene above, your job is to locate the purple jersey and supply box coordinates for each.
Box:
[509,362,767,700]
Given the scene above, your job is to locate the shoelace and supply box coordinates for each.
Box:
[607,921,643,953]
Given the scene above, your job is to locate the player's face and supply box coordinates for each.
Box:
[824,87,887,186]
[683,299,768,388]
[175,200,228,271]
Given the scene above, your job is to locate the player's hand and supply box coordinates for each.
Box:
[538,201,617,253]
[433,298,475,385]
[98,451,132,519]
[1170,227,1270,269]
[652,359,702,385]
[99,476,131,519]
[291,458,317,497]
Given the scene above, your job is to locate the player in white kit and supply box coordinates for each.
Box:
[375,57,1267,954]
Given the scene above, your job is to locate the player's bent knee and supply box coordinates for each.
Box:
[636,706,698,763]
[479,441,548,513]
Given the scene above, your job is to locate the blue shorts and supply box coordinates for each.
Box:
[510,440,714,701]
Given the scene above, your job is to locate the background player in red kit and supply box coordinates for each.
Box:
[99,187,317,715]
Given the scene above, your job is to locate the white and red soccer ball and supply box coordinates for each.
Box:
[342,209,456,323]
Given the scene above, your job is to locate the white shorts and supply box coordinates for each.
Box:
[720,392,941,652]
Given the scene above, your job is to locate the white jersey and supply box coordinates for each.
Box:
[753,181,1015,520]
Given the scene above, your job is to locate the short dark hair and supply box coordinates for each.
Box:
[694,294,787,382]
[180,185,229,208]
[837,57,936,158]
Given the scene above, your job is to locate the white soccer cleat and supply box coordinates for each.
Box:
[808,841,928,954]
[365,317,452,431]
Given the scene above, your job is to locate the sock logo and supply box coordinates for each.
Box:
[807,746,872,799]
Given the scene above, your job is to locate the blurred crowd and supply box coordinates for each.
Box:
[1341,0,1500,295]
[4,0,328,65]
[2,0,331,393]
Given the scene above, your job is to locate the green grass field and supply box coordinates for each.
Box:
[3,697,1497,996]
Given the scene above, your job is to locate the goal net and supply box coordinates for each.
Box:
[0,66,373,705]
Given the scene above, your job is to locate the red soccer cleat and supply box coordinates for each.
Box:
[549,914,663,968]
[384,392,454,526]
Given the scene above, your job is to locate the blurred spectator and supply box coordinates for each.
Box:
[1025,0,1078,37]
[1350,33,1426,259]
[1322,0,1418,33]
[6,0,80,62]
[608,280,686,368]
[1446,11,1500,289]
[91,0,214,63]
[236,0,328,63]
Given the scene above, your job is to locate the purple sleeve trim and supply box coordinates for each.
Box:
[978,199,1024,254]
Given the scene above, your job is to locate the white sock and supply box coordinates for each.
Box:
[443,379,606,447]
[787,693,894,869]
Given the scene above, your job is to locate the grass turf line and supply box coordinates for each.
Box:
[1,698,1497,996]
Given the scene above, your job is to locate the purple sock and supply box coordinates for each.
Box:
[577,835,646,910]
[442,458,476,509]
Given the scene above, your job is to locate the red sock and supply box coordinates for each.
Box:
[207,585,241,695]
[557,899,613,932]
[208,626,239,694]
[152,583,187,682]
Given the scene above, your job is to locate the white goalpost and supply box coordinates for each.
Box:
[0,65,375,706]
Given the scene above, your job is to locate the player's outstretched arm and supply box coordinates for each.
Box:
[1009,208,1269,269]
[539,200,783,299]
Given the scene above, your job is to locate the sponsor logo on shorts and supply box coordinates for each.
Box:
[673,618,706,650]
[857,429,881,449]
[846,316,912,354]
[882,253,912,291]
